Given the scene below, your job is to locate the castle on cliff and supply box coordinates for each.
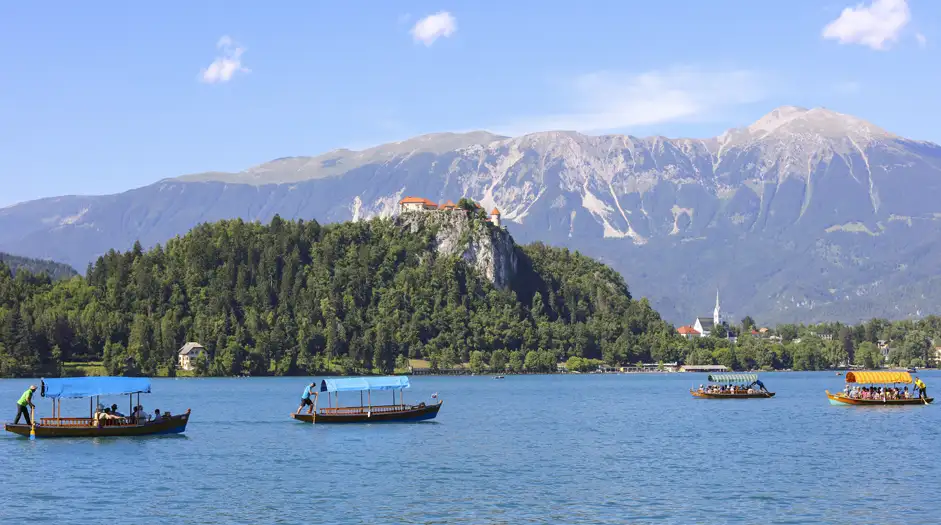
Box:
[398,197,502,227]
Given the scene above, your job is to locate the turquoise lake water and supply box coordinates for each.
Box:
[1,371,939,524]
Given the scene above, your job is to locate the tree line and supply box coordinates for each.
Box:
[1,214,938,378]
[0,214,675,377]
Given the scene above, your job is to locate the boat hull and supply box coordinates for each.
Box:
[4,410,190,438]
[826,391,933,406]
[691,390,775,399]
[291,402,442,423]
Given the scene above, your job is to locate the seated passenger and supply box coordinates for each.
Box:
[110,404,125,418]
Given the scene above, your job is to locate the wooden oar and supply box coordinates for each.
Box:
[29,406,36,440]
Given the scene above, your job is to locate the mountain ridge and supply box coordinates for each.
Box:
[1,105,939,325]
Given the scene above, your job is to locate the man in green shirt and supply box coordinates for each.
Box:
[14,385,37,426]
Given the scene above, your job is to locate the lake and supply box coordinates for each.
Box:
[1,371,939,524]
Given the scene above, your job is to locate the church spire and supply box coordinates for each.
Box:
[713,288,721,326]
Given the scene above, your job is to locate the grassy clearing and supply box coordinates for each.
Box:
[62,361,106,377]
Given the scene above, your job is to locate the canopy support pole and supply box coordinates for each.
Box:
[89,398,93,418]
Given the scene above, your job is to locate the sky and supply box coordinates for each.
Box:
[1,0,938,207]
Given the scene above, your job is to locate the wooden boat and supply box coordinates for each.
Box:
[290,376,442,424]
[4,377,191,438]
[690,373,775,399]
[826,371,933,406]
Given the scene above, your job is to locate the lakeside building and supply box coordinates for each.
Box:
[678,290,729,339]
[177,342,206,371]
[679,364,729,373]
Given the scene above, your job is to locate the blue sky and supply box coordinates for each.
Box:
[0,0,937,206]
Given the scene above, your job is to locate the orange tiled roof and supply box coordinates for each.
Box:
[491,207,501,215]
[399,196,438,207]
[677,326,700,335]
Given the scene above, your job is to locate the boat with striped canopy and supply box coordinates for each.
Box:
[290,376,442,423]
[690,373,775,399]
[826,371,933,406]
[4,377,191,438]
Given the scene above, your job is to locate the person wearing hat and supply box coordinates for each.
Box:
[14,385,37,426]
[296,382,319,414]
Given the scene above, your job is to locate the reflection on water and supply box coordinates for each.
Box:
[1,372,939,524]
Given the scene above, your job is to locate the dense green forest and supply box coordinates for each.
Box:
[0,252,77,280]
[0,214,674,377]
[1,214,939,378]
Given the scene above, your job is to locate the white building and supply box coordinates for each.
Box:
[178,342,206,371]
[691,290,723,338]
[398,197,439,213]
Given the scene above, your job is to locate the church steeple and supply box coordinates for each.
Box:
[713,289,721,326]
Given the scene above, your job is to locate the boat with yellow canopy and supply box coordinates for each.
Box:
[826,371,933,405]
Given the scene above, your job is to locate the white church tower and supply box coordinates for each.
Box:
[713,289,722,326]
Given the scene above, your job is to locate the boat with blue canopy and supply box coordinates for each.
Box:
[690,372,775,399]
[291,375,441,423]
[4,376,191,438]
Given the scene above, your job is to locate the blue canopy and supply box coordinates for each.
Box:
[320,376,410,393]
[41,377,152,399]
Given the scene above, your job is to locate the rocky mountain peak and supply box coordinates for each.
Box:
[734,105,894,143]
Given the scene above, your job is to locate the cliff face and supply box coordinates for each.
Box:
[395,211,517,290]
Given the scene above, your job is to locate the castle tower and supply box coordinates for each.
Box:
[490,207,501,227]
[713,289,721,326]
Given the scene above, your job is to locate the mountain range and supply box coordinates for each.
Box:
[2,106,940,325]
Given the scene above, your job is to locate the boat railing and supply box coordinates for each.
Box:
[38,416,152,427]
[319,404,411,415]
[39,417,95,427]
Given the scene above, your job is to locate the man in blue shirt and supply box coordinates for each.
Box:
[296,382,319,414]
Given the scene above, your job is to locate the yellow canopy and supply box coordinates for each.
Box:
[845,371,912,384]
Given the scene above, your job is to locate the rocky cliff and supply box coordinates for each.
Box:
[395,210,517,290]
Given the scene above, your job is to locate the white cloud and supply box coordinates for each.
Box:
[200,36,250,84]
[916,32,927,47]
[410,12,457,46]
[495,67,765,135]
[822,0,910,50]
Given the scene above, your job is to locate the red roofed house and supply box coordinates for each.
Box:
[440,200,457,211]
[399,196,439,213]
[676,325,700,339]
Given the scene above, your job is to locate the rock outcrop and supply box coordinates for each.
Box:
[395,211,517,290]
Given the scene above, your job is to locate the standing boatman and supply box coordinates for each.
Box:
[14,385,37,426]
[296,382,319,414]
[914,376,928,399]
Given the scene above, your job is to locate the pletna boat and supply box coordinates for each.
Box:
[690,373,775,399]
[290,376,441,423]
[826,371,932,405]
[4,377,191,438]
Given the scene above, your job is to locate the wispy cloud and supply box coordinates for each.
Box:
[410,12,457,46]
[822,0,910,50]
[915,32,927,47]
[200,36,250,84]
[494,67,766,136]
